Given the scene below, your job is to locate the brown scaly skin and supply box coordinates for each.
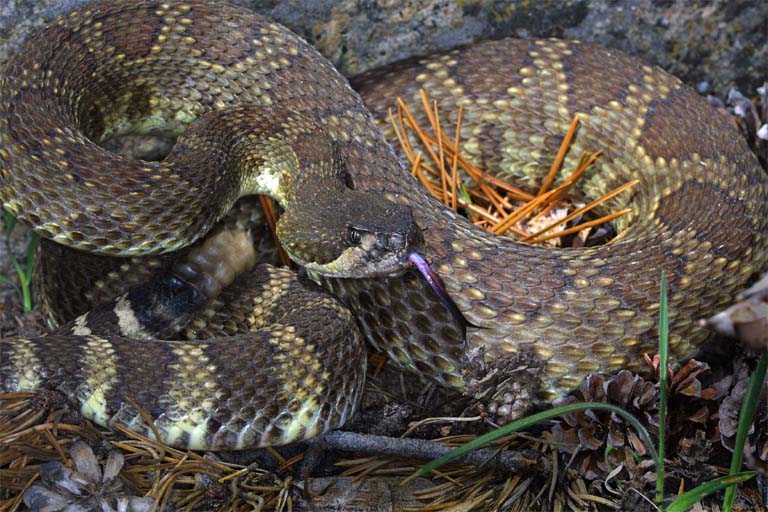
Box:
[1,0,767,449]
[2,265,366,450]
[344,40,768,400]
[34,196,281,328]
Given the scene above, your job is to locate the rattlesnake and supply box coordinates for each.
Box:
[1,0,766,449]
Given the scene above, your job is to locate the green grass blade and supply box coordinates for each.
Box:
[722,352,768,511]
[10,257,27,290]
[9,257,33,312]
[408,401,658,481]
[667,472,755,512]
[20,272,33,312]
[20,234,38,312]
[657,270,669,503]
[458,182,472,204]
[1,210,37,312]
[2,210,16,236]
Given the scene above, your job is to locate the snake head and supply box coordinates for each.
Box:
[277,191,423,278]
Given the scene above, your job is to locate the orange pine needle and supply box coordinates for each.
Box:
[409,152,424,178]
[368,352,388,377]
[398,98,447,188]
[433,100,449,205]
[538,115,580,196]
[411,153,443,197]
[450,104,464,210]
[532,150,603,222]
[459,199,502,224]
[492,188,559,236]
[388,107,416,163]
[474,171,534,202]
[392,88,635,249]
[419,89,439,132]
[257,195,291,267]
[409,90,511,213]
[522,180,639,242]
[527,208,632,244]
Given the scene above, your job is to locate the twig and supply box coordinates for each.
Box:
[311,431,549,476]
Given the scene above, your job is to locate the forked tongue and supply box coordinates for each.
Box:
[407,252,478,342]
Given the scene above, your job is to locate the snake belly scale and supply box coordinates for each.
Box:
[1,0,767,450]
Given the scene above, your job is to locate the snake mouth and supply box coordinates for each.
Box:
[408,252,477,342]
[297,205,425,278]
[302,240,414,279]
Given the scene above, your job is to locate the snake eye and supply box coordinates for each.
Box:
[347,226,363,245]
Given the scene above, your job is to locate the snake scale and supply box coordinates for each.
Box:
[1,0,767,450]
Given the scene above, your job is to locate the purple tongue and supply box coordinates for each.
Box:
[407,252,477,342]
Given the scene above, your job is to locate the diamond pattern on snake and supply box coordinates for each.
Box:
[1,0,766,450]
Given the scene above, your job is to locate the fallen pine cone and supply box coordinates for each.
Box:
[552,360,730,483]
[23,440,154,512]
[551,370,657,481]
[718,358,768,475]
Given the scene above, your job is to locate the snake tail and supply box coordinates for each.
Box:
[1,262,366,450]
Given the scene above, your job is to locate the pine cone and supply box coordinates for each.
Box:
[23,441,154,512]
[719,359,768,475]
[665,360,726,448]
[550,360,727,482]
[664,430,720,488]
[551,370,658,481]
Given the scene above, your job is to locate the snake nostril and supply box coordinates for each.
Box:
[373,232,408,253]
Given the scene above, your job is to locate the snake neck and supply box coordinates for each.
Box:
[177,107,422,279]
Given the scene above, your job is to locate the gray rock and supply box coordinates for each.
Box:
[2,1,766,93]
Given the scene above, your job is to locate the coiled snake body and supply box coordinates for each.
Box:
[1,0,767,450]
